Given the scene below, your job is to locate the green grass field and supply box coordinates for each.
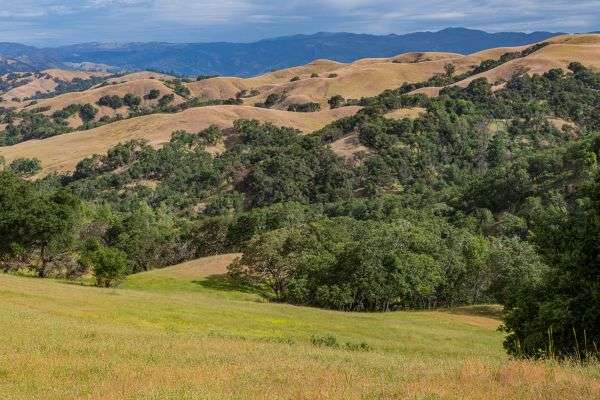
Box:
[1,254,599,399]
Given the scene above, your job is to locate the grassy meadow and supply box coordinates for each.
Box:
[1,255,599,399]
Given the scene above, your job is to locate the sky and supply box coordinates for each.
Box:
[1,0,600,46]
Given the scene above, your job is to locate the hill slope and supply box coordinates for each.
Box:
[1,260,597,399]
[0,105,361,174]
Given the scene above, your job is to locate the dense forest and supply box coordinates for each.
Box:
[1,62,600,359]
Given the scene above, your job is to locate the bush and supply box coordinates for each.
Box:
[79,103,98,123]
[97,95,124,109]
[287,102,321,112]
[290,76,300,82]
[158,94,174,108]
[145,89,160,100]
[85,246,131,287]
[123,93,141,108]
[328,95,345,109]
[311,334,339,348]
[8,158,41,176]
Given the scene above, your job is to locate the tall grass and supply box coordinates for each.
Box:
[1,271,599,399]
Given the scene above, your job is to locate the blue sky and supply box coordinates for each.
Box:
[1,0,600,46]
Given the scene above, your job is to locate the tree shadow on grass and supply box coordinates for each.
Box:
[193,274,271,298]
[445,304,504,320]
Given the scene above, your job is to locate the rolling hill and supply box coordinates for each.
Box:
[1,256,597,399]
[185,34,600,109]
[2,34,600,174]
[0,105,361,174]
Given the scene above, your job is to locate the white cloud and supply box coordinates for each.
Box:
[0,0,599,45]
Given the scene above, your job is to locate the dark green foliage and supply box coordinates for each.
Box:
[0,171,80,277]
[503,177,600,359]
[79,103,98,123]
[123,93,141,108]
[8,158,42,176]
[31,76,113,100]
[97,95,124,109]
[145,89,161,100]
[84,246,131,287]
[1,112,72,145]
[256,93,285,108]
[328,95,345,109]
[158,94,174,107]
[287,102,321,112]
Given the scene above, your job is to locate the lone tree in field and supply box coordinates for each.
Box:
[328,95,345,109]
[85,246,131,287]
[444,63,456,77]
[228,228,299,299]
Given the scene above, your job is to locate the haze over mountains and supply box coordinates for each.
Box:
[0,28,562,76]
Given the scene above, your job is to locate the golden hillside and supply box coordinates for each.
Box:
[413,34,600,96]
[0,69,109,101]
[23,79,186,121]
[0,105,361,174]
[103,71,175,85]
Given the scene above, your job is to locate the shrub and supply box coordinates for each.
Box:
[311,334,339,348]
[290,76,300,82]
[328,95,345,109]
[8,158,42,176]
[158,94,175,107]
[145,89,161,100]
[86,246,132,288]
[123,93,141,108]
[97,95,123,109]
[327,73,338,78]
[79,103,98,123]
[287,102,321,112]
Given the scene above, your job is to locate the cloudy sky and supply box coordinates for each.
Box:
[1,0,599,46]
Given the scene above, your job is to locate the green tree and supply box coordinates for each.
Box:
[85,246,131,287]
[8,158,42,176]
[79,103,98,123]
[503,176,600,358]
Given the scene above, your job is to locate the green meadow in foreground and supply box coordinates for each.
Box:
[1,255,599,399]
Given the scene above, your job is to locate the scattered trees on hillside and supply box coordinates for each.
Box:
[97,95,124,109]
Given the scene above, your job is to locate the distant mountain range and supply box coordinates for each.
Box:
[0,28,565,76]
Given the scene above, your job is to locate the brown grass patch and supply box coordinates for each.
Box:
[0,105,360,174]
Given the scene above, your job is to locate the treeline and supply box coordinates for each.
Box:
[2,62,600,359]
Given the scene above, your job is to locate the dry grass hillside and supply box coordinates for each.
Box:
[186,34,600,108]
[0,69,109,101]
[412,34,600,96]
[23,79,185,121]
[0,105,361,174]
[103,71,175,85]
